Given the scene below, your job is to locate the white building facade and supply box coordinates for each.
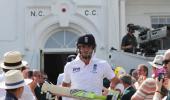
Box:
[0,0,170,82]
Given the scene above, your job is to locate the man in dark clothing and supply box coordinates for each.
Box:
[120,74,136,100]
[121,23,138,53]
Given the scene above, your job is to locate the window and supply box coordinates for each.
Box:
[151,16,170,29]
[151,16,170,50]
[44,30,78,48]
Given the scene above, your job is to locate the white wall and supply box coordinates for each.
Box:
[0,0,27,57]
[126,0,170,28]
[0,0,170,70]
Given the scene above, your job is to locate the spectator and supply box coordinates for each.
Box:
[102,67,124,89]
[33,70,55,100]
[120,74,136,100]
[0,51,36,100]
[129,69,136,76]
[21,63,29,79]
[0,70,32,100]
[162,49,170,99]
[103,67,126,96]
[131,55,167,100]
[153,77,168,100]
[113,66,126,94]
[134,64,148,89]
[131,69,138,82]
[153,49,170,100]
[28,70,38,98]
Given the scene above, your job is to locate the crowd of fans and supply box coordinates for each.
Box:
[0,34,170,100]
[0,51,55,100]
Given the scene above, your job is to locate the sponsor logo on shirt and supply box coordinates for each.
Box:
[72,67,80,73]
[91,64,97,73]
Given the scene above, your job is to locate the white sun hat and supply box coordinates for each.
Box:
[0,51,27,69]
[148,55,164,69]
[0,70,32,89]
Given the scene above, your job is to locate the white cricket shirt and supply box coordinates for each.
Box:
[63,55,115,95]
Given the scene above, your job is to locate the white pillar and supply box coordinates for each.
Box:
[120,0,126,41]
[108,0,120,50]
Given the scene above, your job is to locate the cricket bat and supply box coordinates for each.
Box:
[41,82,106,100]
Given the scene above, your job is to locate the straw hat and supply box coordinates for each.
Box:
[148,55,164,69]
[0,51,26,69]
[0,70,32,89]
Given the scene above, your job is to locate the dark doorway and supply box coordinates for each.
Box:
[44,52,76,84]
